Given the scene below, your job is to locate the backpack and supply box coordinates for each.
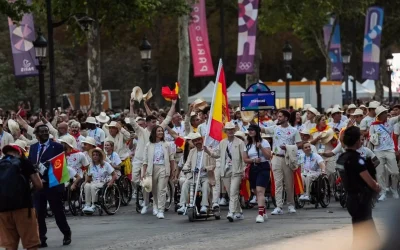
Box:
[0,157,31,212]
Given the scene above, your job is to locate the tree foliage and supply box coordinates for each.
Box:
[0,0,31,21]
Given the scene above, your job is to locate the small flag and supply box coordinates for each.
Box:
[293,168,304,195]
[208,60,230,142]
[48,152,70,188]
[239,179,251,201]
[162,82,180,101]
[174,137,185,150]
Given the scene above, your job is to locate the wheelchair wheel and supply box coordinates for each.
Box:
[119,176,133,206]
[318,176,331,208]
[101,184,121,215]
[294,195,303,209]
[340,192,347,208]
[165,182,173,212]
[68,187,80,216]
[136,186,144,213]
[187,207,195,222]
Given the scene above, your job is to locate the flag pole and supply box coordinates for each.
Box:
[191,59,223,208]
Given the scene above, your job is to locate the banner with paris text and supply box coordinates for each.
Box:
[7,0,38,77]
[236,0,259,74]
[323,17,343,80]
[362,7,384,80]
[188,0,215,77]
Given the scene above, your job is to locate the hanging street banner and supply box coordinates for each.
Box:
[188,0,215,77]
[236,0,259,74]
[362,7,384,80]
[323,17,343,80]
[7,0,38,77]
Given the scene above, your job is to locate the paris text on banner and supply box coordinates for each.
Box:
[188,0,215,77]
[236,0,259,74]
[208,60,230,142]
[7,0,38,77]
[362,6,384,80]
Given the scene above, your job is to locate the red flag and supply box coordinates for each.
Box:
[162,82,180,101]
[293,168,304,195]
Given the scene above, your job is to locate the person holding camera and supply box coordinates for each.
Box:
[337,126,380,248]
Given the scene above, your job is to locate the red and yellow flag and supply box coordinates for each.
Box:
[208,62,230,141]
[162,82,180,101]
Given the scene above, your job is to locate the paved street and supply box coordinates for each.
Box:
[38,199,395,250]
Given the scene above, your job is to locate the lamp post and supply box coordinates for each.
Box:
[386,51,393,103]
[139,36,152,103]
[282,41,292,109]
[33,30,48,112]
[342,49,351,104]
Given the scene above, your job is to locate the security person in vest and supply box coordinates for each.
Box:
[337,126,380,248]
[29,124,71,248]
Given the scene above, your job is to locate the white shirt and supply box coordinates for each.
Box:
[297,144,317,157]
[66,151,89,178]
[153,142,165,165]
[369,117,399,152]
[332,142,376,159]
[360,116,375,131]
[266,125,301,155]
[68,166,77,179]
[106,151,122,177]
[299,153,324,173]
[329,120,346,131]
[87,128,105,147]
[88,161,114,183]
[244,139,271,162]
[74,135,86,151]
[172,122,186,137]
[195,151,207,177]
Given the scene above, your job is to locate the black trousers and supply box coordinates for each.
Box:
[346,192,373,224]
[33,183,71,243]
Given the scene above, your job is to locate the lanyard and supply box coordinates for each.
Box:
[37,143,48,163]
[90,128,98,137]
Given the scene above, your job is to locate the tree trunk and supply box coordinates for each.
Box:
[177,14,190,111]
[245,42,261,88]
[87,14,102,113]
[375,48,386,103]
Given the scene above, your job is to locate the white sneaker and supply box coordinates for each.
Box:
[140,206,148,214]
[256,214,264,223]
[64,205,70,212]
[90,205,96,211]
[219,197,228,206]
[301,195,310,201]
[177,205,186,215]
[288,205,296,213]
[82,205,90,212]
[227,212,234,222]
[271,207,283,215]
[153,208,159,216]
[200,205,208,214]
[157,212,165,219]
[299,194,305,200]
[249,196,257,204]
[378,193,387,201]
[83,205,94,213]
[392,190,399,199]
[235,213,244,220]
[212,203,220,209]
[263,213,268,220]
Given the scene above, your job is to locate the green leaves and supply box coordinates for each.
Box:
[0,0,32,22]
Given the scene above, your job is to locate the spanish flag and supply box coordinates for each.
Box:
[208,60,230,141]
[162,82,180,101]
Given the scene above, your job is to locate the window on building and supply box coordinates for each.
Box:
[275,98,304,110]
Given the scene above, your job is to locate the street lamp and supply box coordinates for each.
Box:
[386,51,394,103]
[342,49,351,104]
[282,41,292,109]
[33,29,48,112]
[139,36,152,101]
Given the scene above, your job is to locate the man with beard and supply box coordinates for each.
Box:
[178,132,214,214]
[262,110,302,215]
[69,121,85,151]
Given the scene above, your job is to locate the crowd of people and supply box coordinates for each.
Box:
[0,96,395,249]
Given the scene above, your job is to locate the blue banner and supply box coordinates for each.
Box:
[323,17,343,80]
[240,92,276,111]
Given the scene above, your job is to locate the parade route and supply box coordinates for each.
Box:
[39,200,393,250]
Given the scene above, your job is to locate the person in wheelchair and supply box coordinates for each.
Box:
[59,135,89,179]
[83,147,118,213]
[104,140,122,178]
[177,132,214,215]
[298,142,326,201]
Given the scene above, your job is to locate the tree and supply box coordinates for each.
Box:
[34,0,191,113]
[177,14,190,111]
[0,0,31,21]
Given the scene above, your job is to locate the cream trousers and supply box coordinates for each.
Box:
[84,182,104,206]
[375,151,399,192]
[180,176,209,207]
[272,156,294,208]
[301,172,319,196]
[151,164,168,211]
[221,169,242,214]
[212,159,221,204]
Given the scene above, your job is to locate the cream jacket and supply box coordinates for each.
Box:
[284,144,298,170]
[129,115,171,162]
[143,141,174,177]
[0,131,14,151]
[183,148,216,184]
[209,137,245,177]
[105,128,131,160]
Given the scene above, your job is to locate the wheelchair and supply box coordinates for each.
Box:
[67,178,85,216]
[174,181,181,212]
[80,182,121,216]
[297,174,330,208]
[135,181,173,213]
[186,173,221,222]
[117,168,133,206]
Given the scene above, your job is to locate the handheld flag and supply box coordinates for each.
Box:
[162,82,180,101]
[207,60,230,142]
[293,168,304,195]
[174,137,185,151]
[48,152,70,188]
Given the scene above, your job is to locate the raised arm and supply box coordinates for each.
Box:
[160,99,177,128]
[143,101,153,116]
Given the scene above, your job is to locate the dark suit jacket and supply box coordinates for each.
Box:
[28,140,64,182]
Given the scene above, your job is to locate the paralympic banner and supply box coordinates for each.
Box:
[188,0,214,77]
[7,0,38,77]
[236,0,259,74]
[323,17,343,80]
[362,7,384,80]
